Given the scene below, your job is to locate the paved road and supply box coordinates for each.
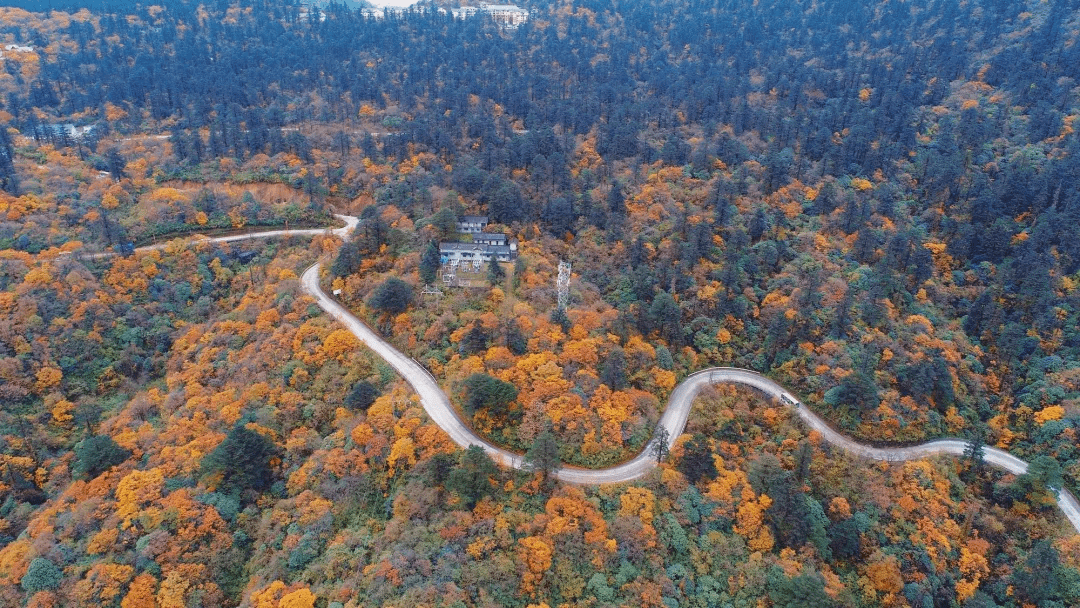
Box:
[103,217,1078,535]
[300,262,529,470]
[63,214,359,260]
[299,256,1080,535]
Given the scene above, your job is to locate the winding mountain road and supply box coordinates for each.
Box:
[106,215,1079,535]
[67,215,359,259]
[300,259,1080,535]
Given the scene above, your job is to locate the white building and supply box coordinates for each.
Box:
[473,232,508,246]
[448,6,479,18]
[444,4,528,27]
[480,3,528,27]
[0,44,33,59]
[440,231,517,264]
[440,242,516,264]
[457,215,489,233]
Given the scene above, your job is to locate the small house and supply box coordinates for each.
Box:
[473,232,508,246]
[457,216,489,234]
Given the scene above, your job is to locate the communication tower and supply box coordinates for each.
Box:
[557,261,571,311]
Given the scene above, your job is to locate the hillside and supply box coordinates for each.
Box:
[0,0,1079,607]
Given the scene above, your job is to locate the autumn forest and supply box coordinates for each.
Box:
[1,0,1080,606]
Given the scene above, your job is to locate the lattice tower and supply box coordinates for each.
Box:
[557,261,571,311]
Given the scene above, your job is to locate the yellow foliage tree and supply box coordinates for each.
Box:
[319,329,359,363]
[74,562,134,605]
[50,398,75,428]
[518,536,553,595]
[865,552,903,594]
[387,436,417,472]
[157,570,190,608]
[86,527,119,555]
[1034,405,1064,425]
[734,493,775,552]
[116,468,165,529]
[955,537,990,603]
[851,177,873,191]
[105,102,128,122]
[252,580,288,608]
[279,588,316,608]
[121,573,158,608]
[618,486,659,548]
[35,367,62,395]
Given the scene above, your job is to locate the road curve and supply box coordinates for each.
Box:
[299,260,1080,536]
[63,214,360,260]
[115,219,1077,536]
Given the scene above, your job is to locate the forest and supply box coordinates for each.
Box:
[0,0,1079,606]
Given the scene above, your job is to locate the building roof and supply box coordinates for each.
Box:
[473,232,506,241]
[440,242,512,255]
[440,242,487,252]
[460,215,488,223]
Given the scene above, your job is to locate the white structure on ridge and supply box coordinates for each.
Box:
[443,4,529,28]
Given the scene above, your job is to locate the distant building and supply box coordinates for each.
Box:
[0,44,34,59]
[480,3,529,27]
[51,124,96,140]
[443,4,528,27]
[457,215,489,233]
[359,6,412,19]
[33,123,96,146]
[448,6,479,18]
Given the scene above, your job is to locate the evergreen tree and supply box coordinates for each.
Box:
[345,380,380,411]
[431,208,458,240]
[331,240,361,277]
[460,323,489,356]
[600,347,627,390]
[419,241,441,285]
[73,435,131,479]
[651,426,671,463]
[678,435,718,484]
[448,445,498,509]
[768,570,831,608]
[200,425,280,497]
[607,183,626,215]
[462,373,518,417]
[369,278,413,314]
[525,426,561,486]
[487,256,505,287]
[0,127,19,194]
[550,306,571,331]
[21,558,62,595]
[963,425,986,480]
[503,320,528,355]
